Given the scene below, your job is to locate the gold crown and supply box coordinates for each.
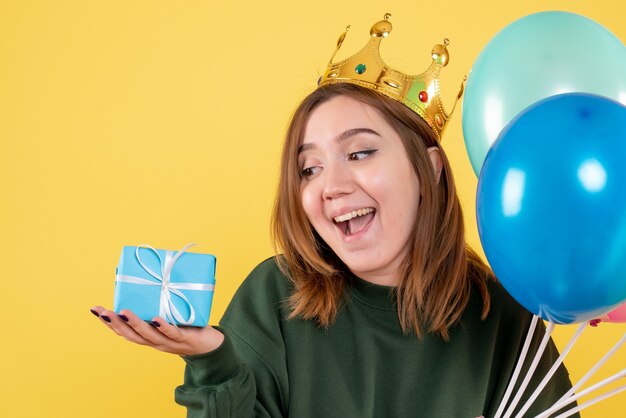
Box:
[319,13,465,140]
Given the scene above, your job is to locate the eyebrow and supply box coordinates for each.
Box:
[298,128,380,154]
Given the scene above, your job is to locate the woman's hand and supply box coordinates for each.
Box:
[90,306,224,356]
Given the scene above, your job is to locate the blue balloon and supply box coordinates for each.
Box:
[463,11,626,176]
[476,93,626,324]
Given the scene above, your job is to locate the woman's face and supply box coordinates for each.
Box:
[298,95,430,285]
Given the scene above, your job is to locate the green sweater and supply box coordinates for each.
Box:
[175,257,577,417]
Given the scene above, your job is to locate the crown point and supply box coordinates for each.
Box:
[337,32,347,48]
[371,16,392,38]
[431,42,450,67]
[330,25,351,64]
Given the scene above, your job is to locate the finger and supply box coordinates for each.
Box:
[119,310,174,347]
[90,305,106,317]
[150,317,185,343]
[90,306,124,336]
[91,306,119,328]
[100,309,152,345]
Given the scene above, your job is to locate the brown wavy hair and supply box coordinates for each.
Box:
[272,83,493,340]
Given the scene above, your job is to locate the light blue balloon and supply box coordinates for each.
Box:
[463,11,626,175]
[476,93,626,324]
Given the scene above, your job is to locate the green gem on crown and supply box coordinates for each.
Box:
[355,64,367,74]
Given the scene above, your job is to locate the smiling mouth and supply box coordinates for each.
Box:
[333,208,376,236]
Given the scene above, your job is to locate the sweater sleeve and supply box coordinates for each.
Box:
[174,329,258,417]
[174,257,290,418]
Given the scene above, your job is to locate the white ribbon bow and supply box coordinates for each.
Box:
[115,243,214,326]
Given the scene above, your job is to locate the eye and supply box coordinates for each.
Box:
[347,149,378,161]
[300,165,322,180]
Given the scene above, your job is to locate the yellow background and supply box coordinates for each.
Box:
[1,0,625,416]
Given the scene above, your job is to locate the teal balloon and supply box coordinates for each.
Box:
[476,93,626,324]
[463,11,626,175]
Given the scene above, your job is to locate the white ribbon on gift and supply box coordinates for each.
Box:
[115,243,214,326]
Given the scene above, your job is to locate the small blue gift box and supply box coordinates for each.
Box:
[114,244,216,327]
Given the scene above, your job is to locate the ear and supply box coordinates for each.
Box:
[427,146,443,183]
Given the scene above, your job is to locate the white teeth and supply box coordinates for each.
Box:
[333,208,374,223]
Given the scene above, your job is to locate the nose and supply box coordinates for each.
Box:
[322,161,353,200]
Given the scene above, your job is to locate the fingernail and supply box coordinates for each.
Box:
[90,309,100,318]
[101,315,112,323]
[118,314,129,322]
[150,320,160,328]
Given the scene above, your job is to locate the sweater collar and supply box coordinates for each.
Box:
[348,272,397,311]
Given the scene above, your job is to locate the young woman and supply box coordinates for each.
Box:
[92,16,576,418]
